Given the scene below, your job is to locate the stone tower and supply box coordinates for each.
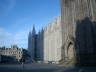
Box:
[28,26,36,61]
[36,29,44,61]
[28,31,32,56]
[61,0,96,66]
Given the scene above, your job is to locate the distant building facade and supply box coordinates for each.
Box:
[28,26,44,61]
[44,17,62,63]
[28,26,36,61]
[0,45,23,61]
[28,17,62,63]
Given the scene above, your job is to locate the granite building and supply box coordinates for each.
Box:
[0,45,23,61]
[28,17,62,63]
[28,0,96,65]
[44,17,62,63]
[61,0,96,66]
[28,26,36,61]
[28,26,44,61]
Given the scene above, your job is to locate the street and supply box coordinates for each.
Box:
[0,63,96,72]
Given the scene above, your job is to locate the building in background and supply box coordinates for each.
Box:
[28,26,44,61]
[44,17,62,64]
[28,17,62,64]
[0,45,23,62]
[28,26,36,61]
[36,29,44,61]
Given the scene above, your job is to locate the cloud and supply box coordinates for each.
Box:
[0,27,29,48]
[13,30,29,48]
[0,27,13,46]
[0,17,33,48]
[0,27,12,41]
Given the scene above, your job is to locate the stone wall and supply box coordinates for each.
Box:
[61,0,96,66]
[36,30,44,61]
[0,45,23,61]
[28,26,36,61]
[44,17,62,63]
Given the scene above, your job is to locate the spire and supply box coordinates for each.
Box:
[32,25,36,36]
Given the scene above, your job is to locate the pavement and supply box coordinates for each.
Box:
[0,63,96,72]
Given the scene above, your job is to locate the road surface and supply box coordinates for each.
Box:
[0,63,96,72]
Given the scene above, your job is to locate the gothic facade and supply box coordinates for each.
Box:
[44,17,62,63]
[61,0,96,66]
[28,0,96,65]
[28,26,36,61]
[28,26,44,61]
[28,17,62,63]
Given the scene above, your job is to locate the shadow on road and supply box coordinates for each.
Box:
[0,67,57,72]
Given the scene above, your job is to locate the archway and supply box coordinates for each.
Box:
[67,42,75,60]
